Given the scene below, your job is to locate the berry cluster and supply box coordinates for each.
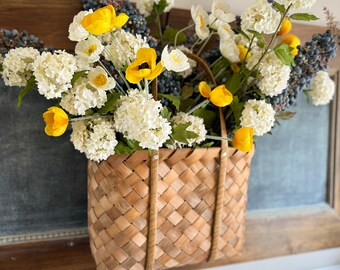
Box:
[158,70,181,106]
[270,30,337,111]
[0,29,47,56]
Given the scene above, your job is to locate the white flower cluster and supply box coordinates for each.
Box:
[70,117,118,162]
[68,10,92,42]
[247,50,290,97]
[2,47,40,87]
[33,50,78,99]
[102,29,149,69]
[114,90,171,150]
[60,77,107,116]
[171,112,207,147]
[241,0,281,34]
[310,71,335,106]
[136,0,174,17]
[240,99,276,136]
[276,0,317,9]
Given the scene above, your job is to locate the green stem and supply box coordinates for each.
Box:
[240,34,255,72]
[239,5,292,91]
[197,32,214,56]
[98,60,125,95]
[174,24,195,48]
[70,114,111,122]
[186,99,210,115]
[206,135,232,141]
[156,14,164,46]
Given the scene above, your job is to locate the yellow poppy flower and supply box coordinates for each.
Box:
[278,17,292,36]
[232,127,254,152]
[198,82,233,107]
[125,48,164,84]
[81,5,129,35]
[43,107,69,137]
[281,34,301,56]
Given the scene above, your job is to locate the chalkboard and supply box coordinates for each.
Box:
[0,81,332,237]
[248,93,330,210]
[0,80,87,237]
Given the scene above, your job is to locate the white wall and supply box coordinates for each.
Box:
[132,0,340,27]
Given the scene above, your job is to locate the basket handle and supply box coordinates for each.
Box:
[183,51,229,261]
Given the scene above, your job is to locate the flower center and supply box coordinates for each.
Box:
[85,44,97,56]
[93,74,107,87]
[199,15,205,28]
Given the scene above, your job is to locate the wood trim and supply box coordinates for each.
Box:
[0,205,339,269]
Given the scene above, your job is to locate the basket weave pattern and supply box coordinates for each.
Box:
[88,147,254,270]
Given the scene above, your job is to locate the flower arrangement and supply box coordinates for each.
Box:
[0,0,338,162]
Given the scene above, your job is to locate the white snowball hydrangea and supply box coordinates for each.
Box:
[114,90,172,150]
[70,117,118,162]
[68,10,93,42]
[2,47,40,87]
[60,77,107,116]
[241,0,281,34]
[247,50,291,97]
[136,0,154,16]
[33,50,77,99]
[171,112,207,147]
[310,71,335,106]
[102,29,149,69]
[276,0,316,9]
[240,99,276,136]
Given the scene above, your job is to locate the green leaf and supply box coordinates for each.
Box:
[230,96,244,127]
[126,139,142,150]
[247,29,266,48]
[159,94,181,111]
[71,70,87,86]
[164,27,187,45]
[273,2,286,13]
[171,122,198,144]
[201,141,214,148]
[226,73,241,94]
[17,76,36,108]
[274,43,295,66]
[85,109,95,116]
[154,0,168,15]
[181,85,194,100]
[253,88,266,98]
[275,111,297,120]
[0,63,3,72]
[97,92,120,114]
[179,98,195,112]
[114,141,135,155]
[161,106,171,120]
[193,108,217,128]
[290,13,319,21]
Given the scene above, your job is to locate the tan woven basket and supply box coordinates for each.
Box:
[88,145,254,270]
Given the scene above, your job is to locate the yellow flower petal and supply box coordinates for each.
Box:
[125,48,163,84]
[237,44,251,62]
[81,5,128,35]
[43,107,69,137]
[210,85,233,107]
[114,13,129,28]
[281,34,301,55]
[198,81,211,98]
[232,127,254,152]
[278,17,292,36]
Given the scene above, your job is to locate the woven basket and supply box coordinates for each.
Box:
[88,145,254,270]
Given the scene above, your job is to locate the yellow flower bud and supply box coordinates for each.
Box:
[278,17,292,36]
[43,107,69,137]
[232,127,254,152]
[281,34,301,56]
[237,44,251,62]
[125,48,164,84]
[199,82,233,107]
[231,63,241,74]
[81,5,129,35]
